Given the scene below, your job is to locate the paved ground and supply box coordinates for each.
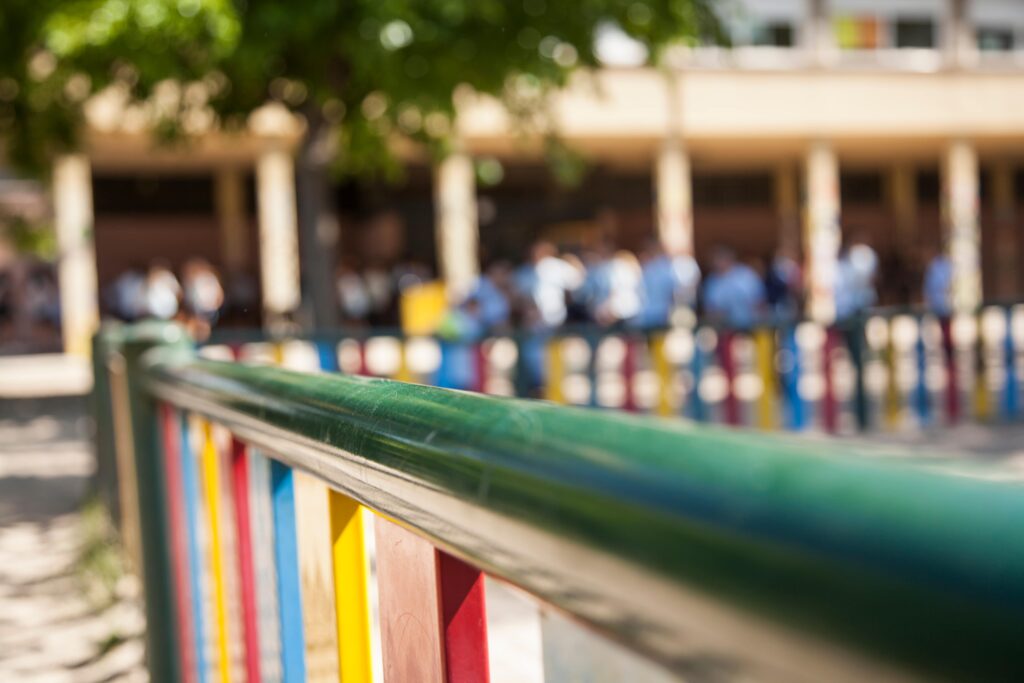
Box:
[0,396,146,682]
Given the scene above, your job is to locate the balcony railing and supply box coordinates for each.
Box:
[95,320,1024,682]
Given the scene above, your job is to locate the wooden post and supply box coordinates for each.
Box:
[374,517,491,683]
[804,142,841,324]
[435,148,479,302]
[53,154,99,357]
[943,141,982,313]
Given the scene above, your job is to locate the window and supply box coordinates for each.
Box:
[834,15,881,49]
[841,172,883,205]
[977,27,1015,52]
[92,175,216,215]
[693,173,773,207]
[753,22,796,48]
[894,17,936,48]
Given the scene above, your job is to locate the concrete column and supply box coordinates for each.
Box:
[774,164,800,252]
[803,142,841,323]
[256,146,302,323]
[655,139,694,256]
[53,154,99,357]
[991,161,1016,300]
[655,70,693,257]
[215,167,249,275]
[434,149,479,301]
[946,0,977,69]
[806,0,835,67]
[943,140,982,312]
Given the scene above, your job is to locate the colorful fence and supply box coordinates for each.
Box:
[98,321,1024,682]
[198,304,1024,435]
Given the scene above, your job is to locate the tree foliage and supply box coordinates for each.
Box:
[1,0,718,174]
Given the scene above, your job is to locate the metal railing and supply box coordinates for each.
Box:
[96,321,1024,682]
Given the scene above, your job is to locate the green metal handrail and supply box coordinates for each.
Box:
[141,343,1024,681]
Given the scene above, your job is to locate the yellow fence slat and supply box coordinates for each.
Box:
[329,491,375,682]
[201,421,232,683]
[755,329,776,430]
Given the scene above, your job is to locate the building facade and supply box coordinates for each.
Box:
[40,0,1024,354]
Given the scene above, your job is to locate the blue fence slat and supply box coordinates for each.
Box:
[316,340,340,373]
[688,331,707,422]
[270,461,307,682]
[177,414,209,683]
[1003,309,1018,420]
[782,326,805,431]
[914,327,931,426]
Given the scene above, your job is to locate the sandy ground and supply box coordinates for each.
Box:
[0,398,146,682]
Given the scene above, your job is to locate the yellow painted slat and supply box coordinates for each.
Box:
[201,421,232,683]
[651,334,673,417]
[884,329,901,430]
[329,491,375,683]
[545,339,564,404]
[754,329,776,430]
[394,340,414,384]
[974,314,990,420]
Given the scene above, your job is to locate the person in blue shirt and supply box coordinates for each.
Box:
[634,240,701,329]
[923,246,953,318]
[834,236,879,324]
[701,246,766,331]
[436,262,513,390]
[700,246,766,425]
[922,243,959,419]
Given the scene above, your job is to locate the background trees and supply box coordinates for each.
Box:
[1,0,717,322]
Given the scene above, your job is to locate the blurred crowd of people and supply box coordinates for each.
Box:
[103,258,231,339]
[332,233,960,342]
[6,230,952,350]
[0,260,61,350]
[333,232,954,343]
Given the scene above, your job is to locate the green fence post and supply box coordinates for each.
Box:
[91,322,125,521]
[121,321,192,683]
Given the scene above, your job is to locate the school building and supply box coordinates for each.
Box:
[34,0,1024,355]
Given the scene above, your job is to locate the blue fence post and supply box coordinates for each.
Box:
[317,339,340,373]
[783,325,805,431]
[270,461,307,682]
[914,323,931,426]
[1003,308,1018,420]
[689,328,707,422]
[178,414,209,683]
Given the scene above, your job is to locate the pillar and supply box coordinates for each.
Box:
[774,164,800,252]
[991,162,1016,300]
[256,147,302,324]
[655,70,693,257]
[655,140,693,256]
[434,149,479,302]
[806,0,835,67]
[215,167,249,275]
[946,0,976,69]
[804,142,841,323]
[943,140,982,312]
[53,153,99,357]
